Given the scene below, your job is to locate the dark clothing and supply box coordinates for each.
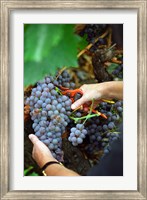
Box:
[87,123,123,176]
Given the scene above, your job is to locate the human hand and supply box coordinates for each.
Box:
[71,83,104,110]
[29,134,56,168]
[71,81,123,110]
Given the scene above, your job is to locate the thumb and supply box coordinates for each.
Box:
[29,134,40,145]
[71,96,86,110]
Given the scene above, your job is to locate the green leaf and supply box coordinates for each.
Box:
[30,172,39,176]
[107,63,119,74]
[24,166,39,176]
[24,24,63,62]
[24,166,33,175]
[77,34,88,51]
[24,60,51,86]
[24,24,81,87]
[47,25,79,69]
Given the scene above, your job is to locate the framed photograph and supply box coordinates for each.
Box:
[1,0,146,199]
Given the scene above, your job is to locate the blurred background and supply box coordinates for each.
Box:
[24,24,87,87]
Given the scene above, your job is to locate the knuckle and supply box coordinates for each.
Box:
[81,84,87,91]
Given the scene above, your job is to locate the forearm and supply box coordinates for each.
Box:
[29,134,80,176]
[44,164,80,176]
[98,81,123,100]
[72,81,123,109]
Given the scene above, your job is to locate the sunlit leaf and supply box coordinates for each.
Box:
[24,24,63,62]
[30,172,39,176]
[24,166,33,175]
[24,24,82,86]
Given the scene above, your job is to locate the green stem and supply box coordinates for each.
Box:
[70,114,99,122]
[55,87,62,95]
[70,99,101,124]
[83,98,95,124]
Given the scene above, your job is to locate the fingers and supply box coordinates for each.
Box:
[71,96,86,110]
[29,134,40,145]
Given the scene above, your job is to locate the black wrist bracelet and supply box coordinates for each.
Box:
[41,161,63,176]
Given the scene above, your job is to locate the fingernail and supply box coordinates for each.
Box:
[71,104,76,109]
[28,134,33,139]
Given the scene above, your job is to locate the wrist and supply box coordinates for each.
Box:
[44,163,80,176]
[44,162,66,176]
[99,81,123,100]
[42,161,63,176]
[37,156,57,169]
[96,82,109,99]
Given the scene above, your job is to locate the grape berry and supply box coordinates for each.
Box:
[68,123,88,146]
[79,24,108,43]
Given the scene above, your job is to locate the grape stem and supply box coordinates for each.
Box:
[77,28,110,58]
[83,98,96,124]
[55,87,62,95]
[70,113,100,123]
[70,99,101,124]
[55,66,67,80]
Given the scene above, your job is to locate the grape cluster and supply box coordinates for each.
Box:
[25,73,72,161]
[79,24,108,43]
[83,100,123,157]
[90,38,107,53]
[56,70,75,89]
[112,64,123,79]
[68,123,88,146]
[66,98,123,159]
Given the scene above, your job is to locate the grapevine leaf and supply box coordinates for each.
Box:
[46,25,80,69]
[24,24,82,86]
[30,172,39,176]
[24,60,51,86]
[77,34,88,51]
[107,63,119,74]
[24,24,63,62]
[24,166,33,175]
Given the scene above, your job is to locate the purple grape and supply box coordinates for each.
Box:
[36,91,41,97]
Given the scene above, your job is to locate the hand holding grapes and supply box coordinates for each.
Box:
[29,134,56,168]
[29,134,80,176]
